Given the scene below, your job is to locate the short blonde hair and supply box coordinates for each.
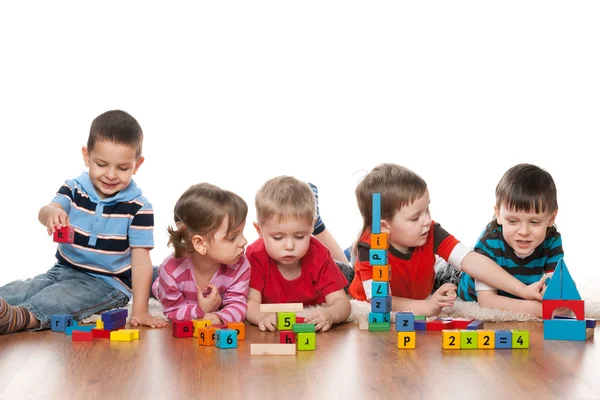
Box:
[255,176,315,225]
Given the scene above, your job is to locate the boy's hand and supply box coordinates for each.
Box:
[304,308,334,332]
[44,207,70,235]
[519,280,544,301]
[257,313,277,332]
[427,283,457,315]
[202,313,223,326]
[197,284,222,313]
[130,312,168,328]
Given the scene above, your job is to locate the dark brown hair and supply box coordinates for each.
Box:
[88,110,143,158]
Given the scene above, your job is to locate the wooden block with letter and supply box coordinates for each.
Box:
[192,319,212,337]
[297,332,316,351]
[227,322,245,340]
[397,332,416,349]
[372,265,390,282]
[478,330,495,349]
[370,233,388,250]
[442,330,461,350]
[53,225,74,243]
[277,312,296,331]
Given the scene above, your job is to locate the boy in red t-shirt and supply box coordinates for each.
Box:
[246,176,351,332]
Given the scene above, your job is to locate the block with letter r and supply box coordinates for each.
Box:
[50,314,74,332]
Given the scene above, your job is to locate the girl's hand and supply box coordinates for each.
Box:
[202,313,223,326]
[130,312,168,328]
[197,284,222,313]
[304,309,334,332]
[257,313,277,332]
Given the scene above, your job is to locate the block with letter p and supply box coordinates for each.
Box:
[369,250,387,266]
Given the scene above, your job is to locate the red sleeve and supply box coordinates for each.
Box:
[432,222,460,261]
[247,240,267,293]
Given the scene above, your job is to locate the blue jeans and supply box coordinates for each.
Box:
[0,263,133,330]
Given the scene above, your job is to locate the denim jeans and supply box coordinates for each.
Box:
[0,263,131,330]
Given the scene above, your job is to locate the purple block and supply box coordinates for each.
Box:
[414,320,427,331]
[101,309,128,322]
[587,319,596,328]
[104,318,127,331]
[466,320,484,330]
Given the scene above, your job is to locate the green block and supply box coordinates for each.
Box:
[292,323,315,333]
[512,329,530,348]
[460,330,478,349]
[277,312,296,331]
[297,332,316,351]
[369,322,390,332]
[414,316,426,321]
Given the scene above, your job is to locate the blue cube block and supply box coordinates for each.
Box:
[372,282,389,297]
[371,296,392,313]
[368,312,390,323]
[369,249,387,266]
[101,309,128,322]
[495,330,512,349]
[104,318,127,331]
[51,314,74,332]
[215,329,238,349]
[586,319,596,328]
[395,312,415,332]
[414,320,427,331]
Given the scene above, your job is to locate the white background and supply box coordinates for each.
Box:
[1,1,598,286]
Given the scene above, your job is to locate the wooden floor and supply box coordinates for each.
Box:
[0,321,598,400]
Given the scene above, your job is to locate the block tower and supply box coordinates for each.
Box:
[543,259,594,341]
[368,193,393,332]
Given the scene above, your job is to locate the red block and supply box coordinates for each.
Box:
[92,329,111,339]
[172,320,194,338]
[542,300,585,320]
[72,331,94,341]
[53,226,75,244]
[280,331,296,344]
[451,318,475,329]
[426,320,454,331]
[296,317,306,323]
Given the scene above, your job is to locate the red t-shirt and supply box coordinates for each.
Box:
[348,221,459,301]
[247,236,348,306]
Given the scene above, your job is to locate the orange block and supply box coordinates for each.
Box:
[198,326,217,346]
[370,234,388,250]
[227,322,246,340]
[372,265,390,282]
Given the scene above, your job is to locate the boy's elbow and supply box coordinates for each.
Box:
[476,292,495,308]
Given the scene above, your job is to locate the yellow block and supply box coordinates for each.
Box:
[119,329,140,340]
[442,330,461,349]
[110,330,135,342]
[96,320,104,329]
[478,330,495,349]
[373,265,390,282]
[192,319,212,337]
[397,332,416,349]
[370,233,389,249]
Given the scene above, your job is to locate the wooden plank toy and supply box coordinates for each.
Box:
[260,303,303,313]
[251,344,296,355]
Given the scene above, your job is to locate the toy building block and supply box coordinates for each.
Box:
[451,318,475,330]
[371,296,392,313]
[53,225,75,243]
[414,315,426,321]
[277,312,296,331]
[395,312,415,332]
[559,260,582,300]
[369,312,390,323]
[543,262,563,300]
[297,332,316,351]
[427,319,454,331]
[227,322,245,340]
[119,329,140,340]
[198,326,217,346]
[372,193,381,234]
[542,299,584,320]
[372,282,389,297]
[110,330,135,342]
[478,330,495,349]
[192,319,212,337]
[92,329,111,339]
[251,343,296,355]
[372,265,390,282]
[101,308,128,322]
[292,323,316,333]
[544,319,587,341]
[587,319,597,328]
[296,316,306,323]
[216,329,238,349]
[280,331,296,344]
[369,249,387,266]
[95,319,104,329]
[72,325,95,333]
[259,303,303,313]
[466,320,484,330]
[358,318,369,330]
[72,331,93,341]
[442,330,461,350]
[172,320,194,338]
[494,330,512,349]
[586,328,595,339]
[104,319,126,331]
[414,320,427,331]
[65,321,79,335]
[511,330,530,348]
[369,322,391,332]
[397,332,416,349]
[370,233,388,250]
[51,314,74,332]
[460,330,478,349]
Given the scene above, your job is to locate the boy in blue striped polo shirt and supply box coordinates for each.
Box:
[0,110,167,334]
[457,164,563,317]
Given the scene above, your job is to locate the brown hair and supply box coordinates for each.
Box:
[255,176,315,225]
[168,183,248,258]
[87,110,143,158]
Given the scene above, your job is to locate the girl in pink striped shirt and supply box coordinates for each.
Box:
[152,183,250,325]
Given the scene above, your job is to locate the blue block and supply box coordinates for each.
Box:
[372,193,381,234]
[72,325,95,333]
[65,321,79,335]
[414,320,427,331]
[587,319,596,328]
[50,314,74,332]
[544,319,587,341]
[368,312,390,323]
[215,329,238,349]
[466,320,484,330]
[543,262,562,300]
[395,312,415,332]
[104,318,127,331]
[371,296,392,313]
[559,260,581,300]
[494,330,512,349]
[372,282,389,297]
[369,249,387,266]
[101,308,128,322]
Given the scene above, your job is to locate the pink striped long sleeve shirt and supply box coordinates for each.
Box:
[152,253,250,323]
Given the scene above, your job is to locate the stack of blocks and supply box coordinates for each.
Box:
[50,308,140,342]
[542,259,595,341]
[441,328,530,350]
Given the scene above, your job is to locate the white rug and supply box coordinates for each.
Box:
[82,278,600,324]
